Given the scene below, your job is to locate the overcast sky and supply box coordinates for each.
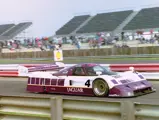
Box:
[1,0,159,37]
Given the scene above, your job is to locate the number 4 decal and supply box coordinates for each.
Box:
[85,80,90,87]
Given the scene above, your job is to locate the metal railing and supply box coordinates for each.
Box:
[0,95,159,120]
[0,96,51,119]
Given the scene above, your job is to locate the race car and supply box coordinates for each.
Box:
[26,63,155,97]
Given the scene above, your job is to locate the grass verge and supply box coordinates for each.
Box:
[0,57,158,64]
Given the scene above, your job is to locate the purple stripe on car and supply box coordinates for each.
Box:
[120,80,128,84]
[111,80,118,84]
[138,75,144,79]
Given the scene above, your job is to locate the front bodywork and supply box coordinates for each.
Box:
[109,80,155,97]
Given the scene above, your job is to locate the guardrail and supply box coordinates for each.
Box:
[1,64,159,79]
[0,96,158,120]
[22,63,159,72]
[135,102,159,120]
[0,96,50,120]
[63,99,121,120]
[0,96,62,120]
[109,64,159,72]
[0,64,20,77]
[141,73,159,80]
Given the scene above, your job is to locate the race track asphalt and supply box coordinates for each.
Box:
[0,77,158,104]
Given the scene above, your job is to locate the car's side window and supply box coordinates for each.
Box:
[86,67,97,76]
[72,67,85,76]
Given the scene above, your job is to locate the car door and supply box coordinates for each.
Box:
[65,67,94,88]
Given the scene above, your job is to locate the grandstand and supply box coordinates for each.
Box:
[55,15,90,35]
[77,10,133,33]
[0,24,15,35]
[2,22,32,38]
[55,6,159,36]
[0,22,32,40]
[123,7,159,30]
[2,6,159,52]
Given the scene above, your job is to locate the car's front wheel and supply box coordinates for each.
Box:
[92,79,109,97]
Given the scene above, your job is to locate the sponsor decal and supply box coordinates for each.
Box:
[67,87,84,93]
[51,88,56,91]
[56,52,61,60]
[54,50,63,61]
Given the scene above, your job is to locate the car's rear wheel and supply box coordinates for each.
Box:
[92,79,109,97]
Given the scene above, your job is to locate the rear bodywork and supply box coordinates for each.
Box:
[28,62,65,72]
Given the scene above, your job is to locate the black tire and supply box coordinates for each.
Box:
[92,79,109,97]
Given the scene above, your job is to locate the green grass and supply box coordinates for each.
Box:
[93,57,159,60]
[0,59,51,64]
[0,57,158,64]
[63,57,159,61]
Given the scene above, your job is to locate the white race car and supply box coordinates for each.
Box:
[26,63,155,97]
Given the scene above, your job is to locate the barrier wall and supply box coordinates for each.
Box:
[23,63,159,72]
[1,46,159,58]
[0,96,159,120]
[1,64,159,78]
[109,64,159,72]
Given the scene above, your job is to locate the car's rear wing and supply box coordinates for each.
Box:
[18,62,65,76]
[28,62,65,72]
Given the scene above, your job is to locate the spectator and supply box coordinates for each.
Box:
[96,33,102,48]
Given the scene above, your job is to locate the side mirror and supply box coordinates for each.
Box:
[96,71,102,75]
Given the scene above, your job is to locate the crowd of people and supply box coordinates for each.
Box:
[0,31,159,51]
[0,37,63,51]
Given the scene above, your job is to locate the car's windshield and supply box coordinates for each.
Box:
[86,65,117,75]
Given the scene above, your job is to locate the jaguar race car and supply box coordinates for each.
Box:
[26,63,155,97]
